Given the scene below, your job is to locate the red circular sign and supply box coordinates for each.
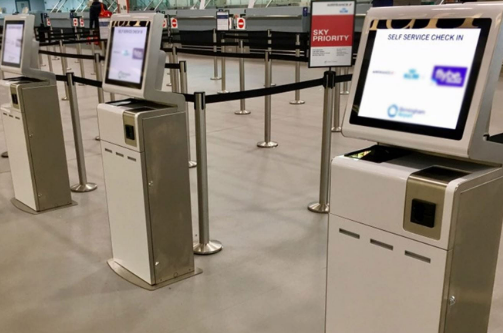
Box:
[237,18,245,29]
[171,18,178,29]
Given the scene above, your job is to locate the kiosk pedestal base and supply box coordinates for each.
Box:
[107,259,202,291]
[11,198,76,215]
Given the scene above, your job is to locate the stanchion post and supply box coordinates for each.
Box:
[51,27,59,60]
[193,92,223,255]
[90,32,96,75]
[179,61,197,168]
[61,40,72,71]
[341,67,350,95]
[332,68,342,133]
[59,41,69,101]
[45,32,53,72]
[93,53,105,104]
[66,72,98,193]
[235,40,250,115]
[110,93,116,101]
[257,50,278,148]
[308,71,335,214]
[217,37,229,94]
[171,47,180,93]
[290,34,305,105]
[76,33,86,84]
[267,30,276,87]
[210,29,221,80]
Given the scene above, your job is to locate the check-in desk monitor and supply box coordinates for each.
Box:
[2,21,24,68]
[98,13,198,290]
[0,14,71,213]
[105,25,149,89]
[326,4,503,333]
[342,7,503,164]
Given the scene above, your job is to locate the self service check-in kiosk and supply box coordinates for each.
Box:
[98,13,200,290]
[0,15,72,213]
[326,4,503,333]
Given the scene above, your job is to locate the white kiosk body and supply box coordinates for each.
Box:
[98,13,199,290]
[326,4,503,333]
[0,15,72,213]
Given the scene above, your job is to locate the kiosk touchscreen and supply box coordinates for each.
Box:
[326,4,503,333]
[0,15,72,213]
[97,13,200,290]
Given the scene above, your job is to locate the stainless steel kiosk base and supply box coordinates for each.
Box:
[107,259,202,291]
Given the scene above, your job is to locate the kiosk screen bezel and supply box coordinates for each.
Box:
[349,18,491,140]
[104,21,151,90]
[2,21,25,68]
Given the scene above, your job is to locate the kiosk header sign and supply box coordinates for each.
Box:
[73,18,79,27]
[309,0,355,68]
[80,18,85,27]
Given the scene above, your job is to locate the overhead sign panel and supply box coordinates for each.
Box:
[309,0,355,68]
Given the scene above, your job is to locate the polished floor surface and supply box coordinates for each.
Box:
[0,50,502,333]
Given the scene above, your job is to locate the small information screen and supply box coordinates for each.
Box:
[350,18,491,140]
[216,11,229,31]
[105,25,149,89]
[2,22,24,68]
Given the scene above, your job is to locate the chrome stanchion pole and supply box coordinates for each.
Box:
[45,33,53,72]
[51,27,59,60]
[61,42,72,71]
[66,72,98,193]
[193,92,222,255]
[168,48,176,89]
[210,29,221,80]
[59,41,69,101]
[76,33,86,85]
[290,34,305,105]
[74,27,80,63]
[308,71,335,214]
[180,61,197,168]
[341,67,350,95]
[90,32,96,75]
[332,68,342,133]
[267,30,276,87]
[217,38,229,94]
[110,93,116,101]
[93,53,104,141]
[165,45,172,87]
[93,53,105,104]
[171,46,180,93]
[235,40,250,115]
[257,50,278,148]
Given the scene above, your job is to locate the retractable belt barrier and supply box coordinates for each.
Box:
[39,49,98,61]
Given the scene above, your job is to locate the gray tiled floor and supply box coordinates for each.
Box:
[0,51,502,333]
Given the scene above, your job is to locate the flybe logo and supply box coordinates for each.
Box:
[432,66,467,87]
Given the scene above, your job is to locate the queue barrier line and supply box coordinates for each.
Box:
[39,49,97,61]
[51,73,352,106]
[164,39,309,52]
[163,47,309,62]
[165,63,182,70]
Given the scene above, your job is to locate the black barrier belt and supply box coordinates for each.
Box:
[73,75,103,88]
[63,38,106,45]
[39,49,96,60]
[196,76,349,104]
[54,74,103,88]
[163,47,265,59]
[165,63,181,69]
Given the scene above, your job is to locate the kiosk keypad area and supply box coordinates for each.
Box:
[326,5,503,333]
[0,15,72,214]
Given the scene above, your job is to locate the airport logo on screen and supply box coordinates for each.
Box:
[387,104,425,119]
[432,66,467,87]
